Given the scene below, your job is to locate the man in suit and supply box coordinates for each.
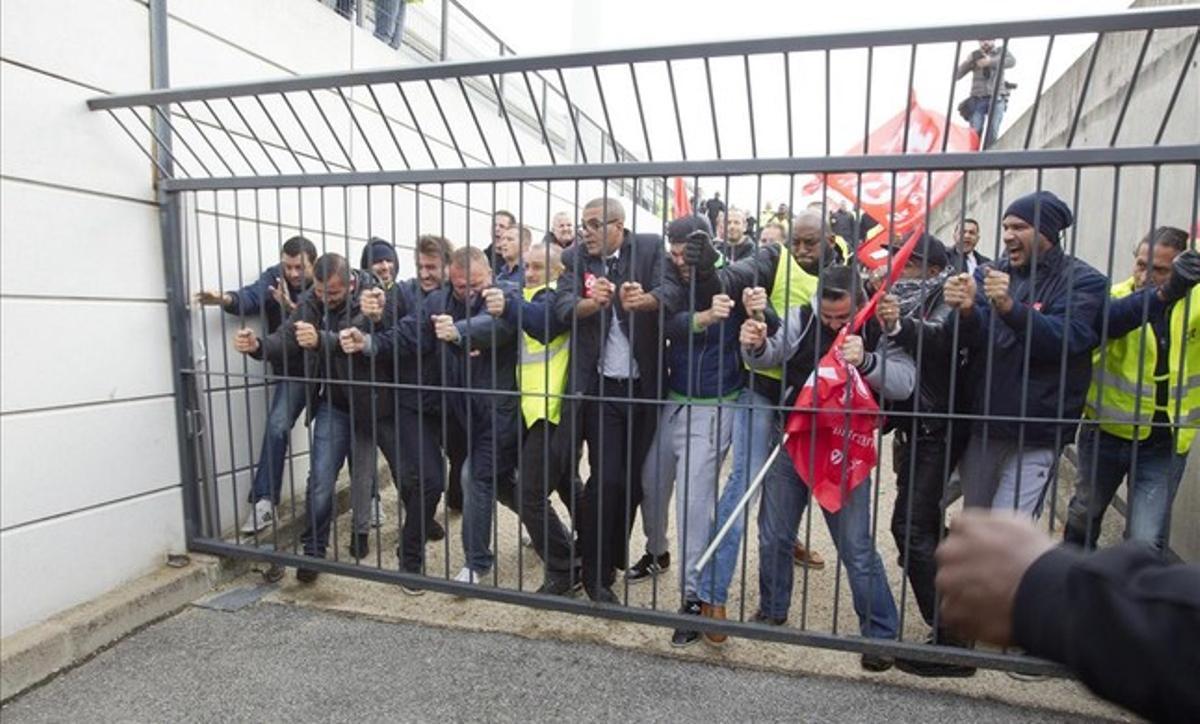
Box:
[945,218,991,275]
[553,197,684,602]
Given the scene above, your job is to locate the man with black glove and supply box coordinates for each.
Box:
[1066,228,1199,553]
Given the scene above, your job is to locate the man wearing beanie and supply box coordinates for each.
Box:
[361,237,398,290]
[945,190,1108,515]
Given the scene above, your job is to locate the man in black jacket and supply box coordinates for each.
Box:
[952,191,1108,515]
[876,234,977,677]
[198,235,317,535]
[554,197,683,602]
[233,253,377,583]
[937,510,1199,723]
[945,218,991,275]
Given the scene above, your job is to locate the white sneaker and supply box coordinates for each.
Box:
[240,499,275,534]
[452,566,488,585]
[521,529,533,547]
[372,501,387,528]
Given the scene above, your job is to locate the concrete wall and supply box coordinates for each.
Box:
[928,0,1199,559]
[0,0,657,639]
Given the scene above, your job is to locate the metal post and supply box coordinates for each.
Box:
[150,0,203,545]
[440,0,449,61]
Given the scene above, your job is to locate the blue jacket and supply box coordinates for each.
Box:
[960,245,1108,447]
[224,263,308,375]
[663,307,744,400]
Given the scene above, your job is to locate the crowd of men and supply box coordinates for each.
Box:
[199,189,1199,678]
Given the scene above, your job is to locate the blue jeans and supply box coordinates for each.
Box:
[249,380,308,504]
[1065,426,1186,552]
[697,388,777,606]
[969,96,1006,148]
[758,451,899,638]
[301,401,352,558]
[373,0,407,49]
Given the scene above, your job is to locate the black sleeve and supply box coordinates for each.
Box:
[1013,543,1200,723]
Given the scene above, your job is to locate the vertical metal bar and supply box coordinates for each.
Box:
[1109,30,1155,146]
[703,57,722,160]
[440,0,449,61]
[665,61,688,161]
[940,41,964,152]
[591,66,621,163]
[784,52,794,158]
[628,63,653,162]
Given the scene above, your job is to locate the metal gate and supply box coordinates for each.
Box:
[89,4,1200,676]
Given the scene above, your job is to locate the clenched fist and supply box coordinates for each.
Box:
[841,334,865,367]
[360,287,386,322]
[695,294,734,330]
[943,273,977,312]
[740,318,768,350]
[339,327,367,354]
[592,277,615,308]
[742,286,768,320]
[620,281,656,312]
[234,328,259,354]
[983,268,1013,314]
[876,294,901,333]
[432,314,460,344]
[483,287,506,317]
[294,321,319,349]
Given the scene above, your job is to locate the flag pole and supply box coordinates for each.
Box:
[693,432,789,575]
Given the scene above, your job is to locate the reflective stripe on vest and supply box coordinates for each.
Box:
[1084,279,1200,454]
[518,283,570,428]
[750,250,820,381]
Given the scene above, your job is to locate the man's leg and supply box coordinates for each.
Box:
[986,96,1007,147]
[968,98,989,141]
[443,414,468,513]
[460,430,498,576]
[992,445,1057,516]
[822,479,899,639]
[348,423,380,539]
[1125,435,1188,551]
[393,408,445,573]
[250,380,307,505]
[300,402,351,559]
[890,427,949,627]
[756,449,807,623]
[1064,425,1129,549]
[697,389,775,608]
[518,419,577,580]
[637,404,678,563]
[958,431,1007,509]
[677,404,731,600]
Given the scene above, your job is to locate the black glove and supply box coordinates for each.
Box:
[684,230,719,278]
[1160,248,1200,303]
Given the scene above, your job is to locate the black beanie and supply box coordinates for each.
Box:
[360,237,397,269]
[667,214,712,243]
[1003,191,1074,245]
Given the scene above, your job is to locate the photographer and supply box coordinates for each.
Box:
[956,39,1016,149]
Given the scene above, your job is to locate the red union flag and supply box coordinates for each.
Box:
[803,93,976,269]
[782,226,922,512]
[672,177,693,219]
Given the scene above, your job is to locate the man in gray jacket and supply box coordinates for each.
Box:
[740,264,914,671]
[956,39,1016,149]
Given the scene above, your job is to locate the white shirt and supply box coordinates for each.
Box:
[598,250,640,380]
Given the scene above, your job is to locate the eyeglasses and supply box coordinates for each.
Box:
[581,218,619,232]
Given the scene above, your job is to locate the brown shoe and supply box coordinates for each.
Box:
[700,602,728,646]
[793,542,825,570]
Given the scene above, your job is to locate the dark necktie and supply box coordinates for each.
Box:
[605,255,619,282]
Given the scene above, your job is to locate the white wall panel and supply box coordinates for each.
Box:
[0,63,155,202]
[1,396,180,529]
[0,180,163,301]
[0,488,184,638]
[0,299,172,413]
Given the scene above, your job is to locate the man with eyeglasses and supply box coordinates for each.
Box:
[553,197,684,603]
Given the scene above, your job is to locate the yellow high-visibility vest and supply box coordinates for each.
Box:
[751,249,820,382]
[518,283,570,427]
[1084,278,1200,454]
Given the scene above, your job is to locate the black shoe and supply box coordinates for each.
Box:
[426,519,445,542]
[624,552,670,583]
[536,574,578,597]
[584,583,619,604]
[348,533,370,560]
[896,657,977,678]
[861,653,894,672]
[670,599,703,648]
[296,567,319,583]
[751,610,787,626]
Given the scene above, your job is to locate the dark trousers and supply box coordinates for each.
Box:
[443,413,468,511]
[579,377,656,589]
[519,419,581,577]
[890,420,970,630]
[393,407,446,573]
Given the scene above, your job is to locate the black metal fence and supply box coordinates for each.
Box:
[90,6,1199,677]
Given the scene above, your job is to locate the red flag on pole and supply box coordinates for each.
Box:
[673,177,692,219]
[783,227,922,512]
[802,93,975,269]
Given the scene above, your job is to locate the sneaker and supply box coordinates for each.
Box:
[861,653,894,672]
[536,574,578,597]
[295,567,319,583]
[452,566,488,585]
[521,529,533,547]
[399,570,425,597]
[896,633,977,678]
[624,552,670,584]
[751,610,787,626]
[670,600,703,648]
[348,533,370,560]
[372,502,387,529]
[792,542,825,570]
[240,499,275,534]
[584,582,619,604]
[700,602,728,646]
[426,519,446,542]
